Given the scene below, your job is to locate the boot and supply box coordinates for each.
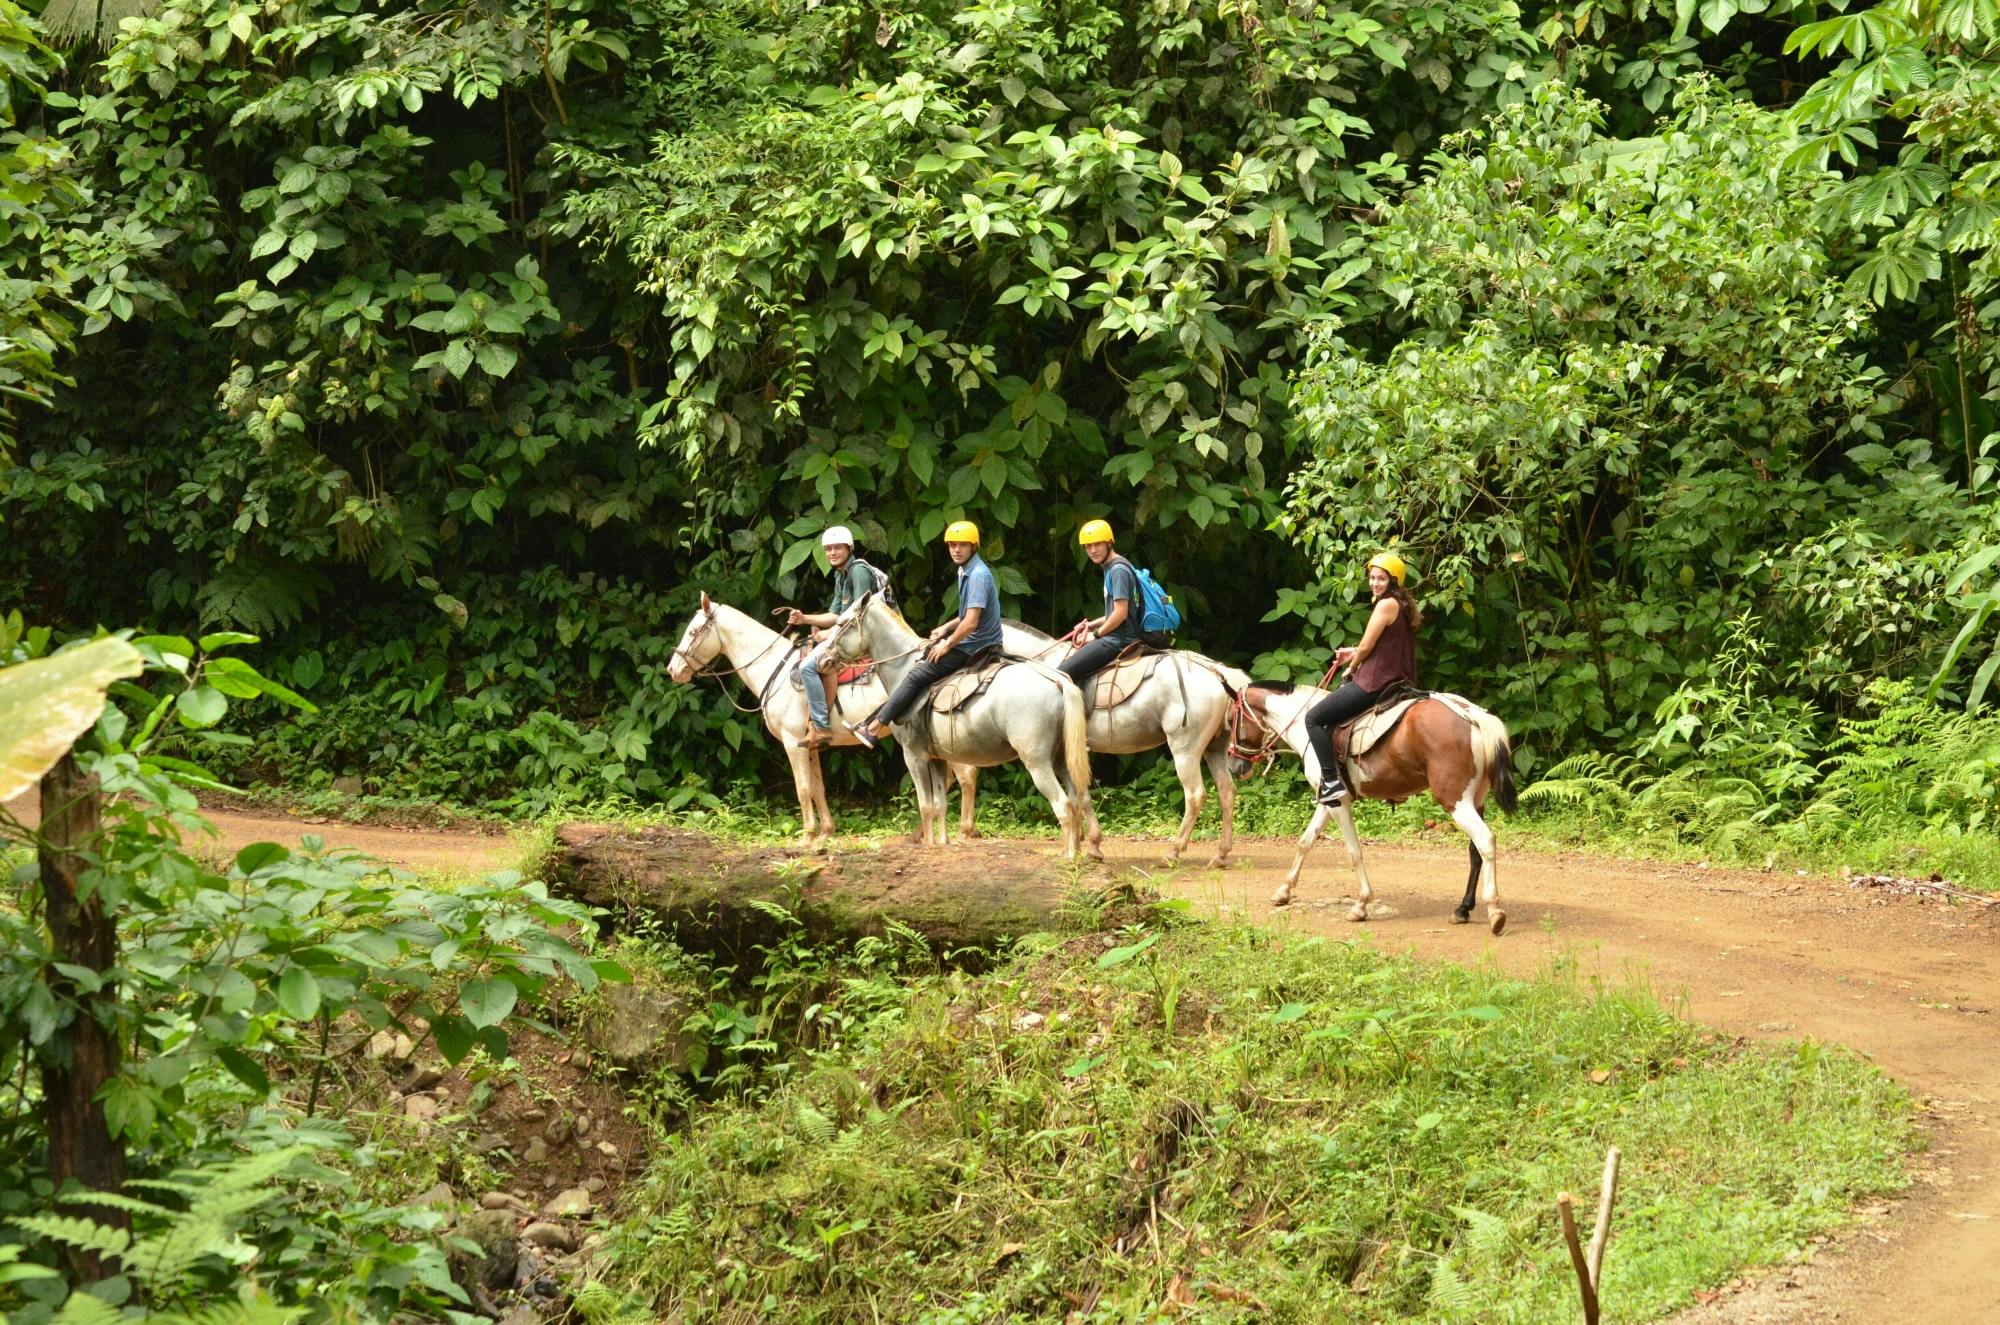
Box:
[801,728,833,751]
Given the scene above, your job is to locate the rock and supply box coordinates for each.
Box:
[518,1106,546,1125]
[588,983,699,1073]
[582,1177,605,1195]
[403,1065,445,1092]
[403,1095,440,1125]
[520,1221,575,1252]
[407,1182,456,1208]
[333,775,365,796]
[541,1186,593,1219]
[542,1116,570,1144]
[496,1305,541,1325]
[469,1131,509,1155]
[573,1112,591,1137]
[366,1030,399,1060]
[523,1137,549,1164]
[479,1192,526,1212]
[571,1047,592,1071]
[451,1209,517,1293]
[594,1140,618,1158]
[392,1032,415,1060]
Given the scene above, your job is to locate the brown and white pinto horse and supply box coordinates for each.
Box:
[1225,682,1518,933]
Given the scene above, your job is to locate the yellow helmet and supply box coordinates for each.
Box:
[1078,519,1113,546]
[943,519,980,545]
[1367,551,1408,586]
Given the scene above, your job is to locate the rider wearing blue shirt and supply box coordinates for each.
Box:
[1060,519,1143,699]
[849,520,1000,748]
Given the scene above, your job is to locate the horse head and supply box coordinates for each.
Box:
[806,591,877,670]
[668,590,720,683]
[1224,682,1291,778]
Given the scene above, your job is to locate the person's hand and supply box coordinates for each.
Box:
[786,607,805,627]
[925,640,949,663]
[1334,645,1356,666]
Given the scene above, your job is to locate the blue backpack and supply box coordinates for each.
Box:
[1136,567,1181,634]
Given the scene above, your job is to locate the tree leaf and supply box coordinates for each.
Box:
[459,976,518,1029]
[0,638,145,801]
[278,966,322,1020]
[176,685,228,729]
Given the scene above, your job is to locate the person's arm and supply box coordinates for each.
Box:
[789,609,838,629]
[1338,598,1400,672]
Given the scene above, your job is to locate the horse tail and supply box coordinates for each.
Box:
[1472,709,1518,815]
[1061,675,1092,798]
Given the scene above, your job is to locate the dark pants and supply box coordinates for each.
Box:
[874,646,979,726]
[1058,635,1131,699]
[1305,680,1381,788]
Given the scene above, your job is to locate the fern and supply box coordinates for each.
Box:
[9,1213,135,1262]
[196,561,330,634]
[50,1291,124,1325]
[1427,1256,1477,1315]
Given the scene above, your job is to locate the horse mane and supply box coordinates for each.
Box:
[1250,679,1297,693]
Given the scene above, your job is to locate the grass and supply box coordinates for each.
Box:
[579,914,1914,1324]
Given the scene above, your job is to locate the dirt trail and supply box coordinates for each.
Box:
[8,793,1996,1321]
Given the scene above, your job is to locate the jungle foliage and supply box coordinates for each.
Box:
[1,0,2000,814]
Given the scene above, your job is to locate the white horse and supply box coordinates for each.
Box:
[1224,680,1517,933]
[1001,622,1249,866]
[813,595,1096,858]
[667,593,980,849]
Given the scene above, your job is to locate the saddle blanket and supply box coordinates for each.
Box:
[1345,691,1484,759]
[1087,652,1163,712]
[928,652,1009,714]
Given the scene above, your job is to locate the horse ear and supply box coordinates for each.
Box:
[700,590,712,610]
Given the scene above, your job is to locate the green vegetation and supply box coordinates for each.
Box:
[0,629,623,1322]
[3,0,2000,817]
[585,918,1911,1323]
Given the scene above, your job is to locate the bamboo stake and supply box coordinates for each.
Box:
[1588,1146,1622,1289]
[1558,1144,1622,1324]
[1558,1192,1598,1325]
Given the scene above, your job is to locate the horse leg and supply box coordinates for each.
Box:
[1330,801,1376,922]
[1023,754,1081,860]
[1454,840,1478,925]
[1081,791,1105,862]
[783,743,822,850]
[1203,746,1236,869]
[809,749,837,850]
[1449,795,1504,935]
[954,764,981,839]
[1272,805,1331,906]
[1164,739,1207,864]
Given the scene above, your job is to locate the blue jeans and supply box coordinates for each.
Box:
[797,658,831,730]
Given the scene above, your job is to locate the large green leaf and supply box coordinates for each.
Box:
[0,636,144,802]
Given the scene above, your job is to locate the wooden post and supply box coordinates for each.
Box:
[38,752,128,1273]
[1558,1145,1621,1324]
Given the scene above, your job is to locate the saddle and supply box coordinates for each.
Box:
[925,646,1008,715]
[1086,648,1164,713]
[789,652,875,689]
[1331,680,1429,791]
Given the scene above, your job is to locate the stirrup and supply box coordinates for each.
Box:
[844,720,879,750]
[1315,777,1348,808]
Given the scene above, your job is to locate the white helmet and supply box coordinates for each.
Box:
[821,525,855,548]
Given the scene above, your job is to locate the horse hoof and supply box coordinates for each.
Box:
[1206,855,1229,871]
[1450,910,1471,925]
[1346,905,1369,923]
[962,827,982,839]
[1488,909,1507,937]
[1270,888,1293,908]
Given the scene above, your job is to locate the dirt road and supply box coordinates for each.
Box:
[8,793,1995,1321]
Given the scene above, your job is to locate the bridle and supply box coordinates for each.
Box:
[671,608,799,715]
[1225,687,1285,774]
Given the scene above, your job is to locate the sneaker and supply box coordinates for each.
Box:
[845,721,879,750]
[1315,777,1347,808]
